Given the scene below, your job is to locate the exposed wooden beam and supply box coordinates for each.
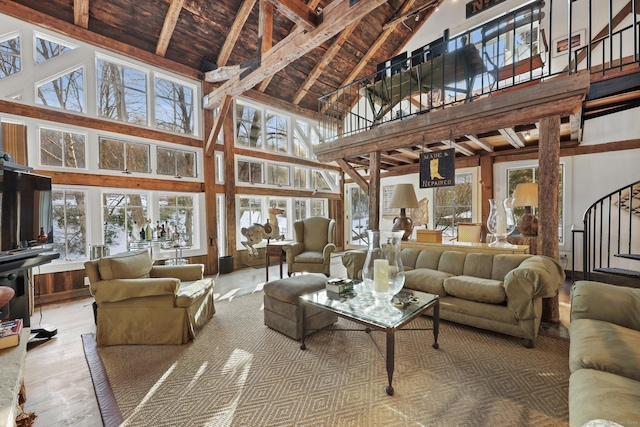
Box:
[369,151,381,231]
[217,0,258,68]
[204,0,387,110]
[257,0,321,93]
[382,0,439,30]
[396,147,422,158]
[498,128,525,148]
[464,134,494,152]
[264,0,319,31]
[73,0,89,29]
[259,0,274,56]
[38,170,202,192]
[292,20,360,105]
[156,0,185,57]
[570,112,582,142]
[205,95,233,156]
[313,72,590,162]
[442,140,475,156]
[205,65,242,82]
[336,159,368,193]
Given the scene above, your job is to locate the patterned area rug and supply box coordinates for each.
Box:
[83,292,570,427]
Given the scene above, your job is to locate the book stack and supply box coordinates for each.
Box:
[326,278,354,296]
[0,318,23,350]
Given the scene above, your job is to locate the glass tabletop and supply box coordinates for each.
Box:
[300,282,438,329]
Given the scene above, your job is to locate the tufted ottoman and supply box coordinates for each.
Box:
[263,275,338,340]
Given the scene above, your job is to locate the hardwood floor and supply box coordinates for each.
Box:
[22,255,571,426]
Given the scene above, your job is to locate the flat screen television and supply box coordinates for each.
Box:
[0,168,53,252]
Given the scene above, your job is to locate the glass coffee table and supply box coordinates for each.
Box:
[299,282,439,395]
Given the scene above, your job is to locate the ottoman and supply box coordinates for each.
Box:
[263,275,338,340]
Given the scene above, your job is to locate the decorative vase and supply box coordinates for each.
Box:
[362,230,405,319]
[487,198,516,248]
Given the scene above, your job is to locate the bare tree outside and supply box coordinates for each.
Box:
[0,36,20,79]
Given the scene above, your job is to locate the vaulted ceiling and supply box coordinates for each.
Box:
[6,0,440,115]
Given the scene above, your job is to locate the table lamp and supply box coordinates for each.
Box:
[389,183,419,240]
[513,183,538,236]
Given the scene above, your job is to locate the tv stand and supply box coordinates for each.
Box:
[0,249,59,327]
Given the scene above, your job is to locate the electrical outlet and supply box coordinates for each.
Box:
[84,276,90,286]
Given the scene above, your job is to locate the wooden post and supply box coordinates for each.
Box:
[369,151,381,231]
[479,153,494,241]
[538,115,561,323]
[203,82,218,275]
[223,104,237,268]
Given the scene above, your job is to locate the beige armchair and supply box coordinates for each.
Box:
[84,250,215,346]
[283,217,336,277]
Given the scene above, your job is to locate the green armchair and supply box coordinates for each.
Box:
[283,217,336,277]
[84,250,215,346]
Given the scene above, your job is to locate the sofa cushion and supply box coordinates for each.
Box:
[569,318,640,382]
[294,251,323,263]
[443,276,506,304]
[400,248,422,269]
[404,269,452,297]
[437,251,466,276]
[98,250,152,280]
[462,253,494,279]
[569,369,640,427]
[491,254,530,280]
[414,250,442,270]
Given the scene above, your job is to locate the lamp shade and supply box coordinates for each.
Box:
[513,183,538,207]
[389,184,419,208]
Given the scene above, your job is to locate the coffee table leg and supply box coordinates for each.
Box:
[432,301,440,349]
[385,331,395,396]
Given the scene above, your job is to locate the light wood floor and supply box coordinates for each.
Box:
[22,255,570,426]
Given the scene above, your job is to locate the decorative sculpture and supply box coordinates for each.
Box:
[241,207,285,257]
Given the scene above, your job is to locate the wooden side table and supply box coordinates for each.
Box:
[265,241,292,282]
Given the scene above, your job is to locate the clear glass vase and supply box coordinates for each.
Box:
[362,230,405,319]
[487,198,516,248]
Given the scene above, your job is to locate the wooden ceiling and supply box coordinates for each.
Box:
[5,0,440,115]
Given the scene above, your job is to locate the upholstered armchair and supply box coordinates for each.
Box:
[84,249,215,346]
[283,217,336,277]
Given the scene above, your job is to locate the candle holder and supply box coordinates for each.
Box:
[362,230,405,319]
[487,197,517,248]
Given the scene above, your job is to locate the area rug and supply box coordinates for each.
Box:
[83,292,570,427]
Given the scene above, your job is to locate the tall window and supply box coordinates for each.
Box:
[99,138,150,173]
[265,111,287,153]
[52,189,87,260]
[294,199,307,221]
[103,192,148,255]
[349,186,369,245]
[434,173,473,237]
[239,198,263,231]
[40,127,86,168]
[236,103,262,148]
[154,77,194,135]
[97,58,147,125]
[311,200,326,217]
[36,67,84,112]
[293,121,309,158]
[294,167,307,188]
[507,165,564,242]
[157,147,196,178]
[159,194,195,246]
[0,34,20,79]
[269,199,289,239]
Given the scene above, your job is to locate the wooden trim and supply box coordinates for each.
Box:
[234,147,341,171]
[36,170,203,192]
[235,185,341,200]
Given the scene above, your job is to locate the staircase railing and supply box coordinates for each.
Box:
[578,180,640,281]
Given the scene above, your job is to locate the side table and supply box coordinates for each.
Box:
[265,241,292,282]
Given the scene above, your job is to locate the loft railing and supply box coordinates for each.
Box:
[318,0,640,143]
[577,180,640,281]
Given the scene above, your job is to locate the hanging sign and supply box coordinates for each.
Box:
[466,0,509,19]
[420,148,455,188]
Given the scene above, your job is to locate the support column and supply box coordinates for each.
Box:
[368,151,381,230]
[538,115,561,323]
[203,82,218,275]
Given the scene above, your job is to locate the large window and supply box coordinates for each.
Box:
[434,173,473,238]
[102,192,148,255]
[97,58,147,125]
[35,33,74,64]
[236,103,262,148]
[239,198,263,232]
[99,137,150,173]
[159,194,195,246]
[507,164,564,242]
[0,34,20,79]
[157,147,197,178]
[154,77,194,135]
[52,189,87,260]
[265,111,288,153]
[36,67,84,112]
[40,127,86,169]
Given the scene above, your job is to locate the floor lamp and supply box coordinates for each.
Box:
[513,183,539,236]
[389,183,419,240]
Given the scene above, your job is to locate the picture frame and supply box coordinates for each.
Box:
[552,29,585,57]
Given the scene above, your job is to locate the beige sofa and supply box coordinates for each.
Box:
[568,280,640,427]
[85,249,215,346]
[342,248,565,346]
